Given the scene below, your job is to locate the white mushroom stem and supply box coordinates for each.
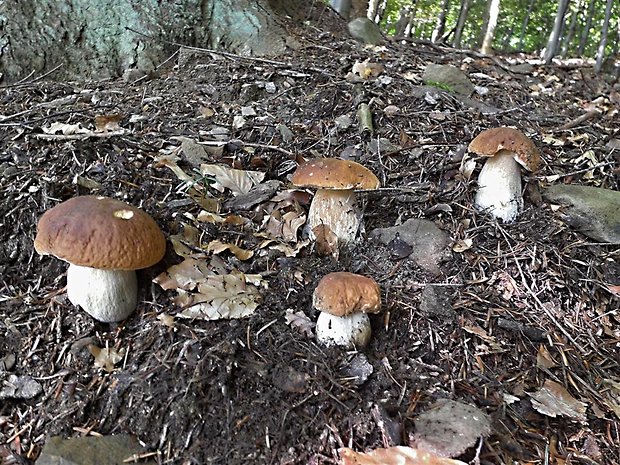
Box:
[315,311,371,348]
[307,189,362,243]
[66,264,138,323]
[475,150,523,223]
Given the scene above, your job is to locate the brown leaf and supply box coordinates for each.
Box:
[88,344,124,372]
[410,399,491,458]
[94,114,123,132]
[529,380,587,421]
[207,240,254,260]
[339,446,467,465]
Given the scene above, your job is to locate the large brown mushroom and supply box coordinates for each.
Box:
[313,272,382,348]
[291,158,379,244]
[34,196,166,322]
[469,127,541,222]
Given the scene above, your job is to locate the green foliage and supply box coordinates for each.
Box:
[425,80,453,91]
[375,0,619,58]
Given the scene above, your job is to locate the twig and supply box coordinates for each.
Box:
[125,27,335,77]
[0,64,63,89]
[557,109,601,130]
[497,226,587,354]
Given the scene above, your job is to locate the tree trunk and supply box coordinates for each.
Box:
[517,0,536,50]
[480,0,501,54]
[350,0,369,19]
[453,0,473,48]
[432,0,451,43]
[331,0,352,19]
[0,0,322,82]
[577,0,597,55]
[477,0,492,47]
[368,0,380,21]
[560,0,581,58]
[594,0,614,73]
[543,0,571,63]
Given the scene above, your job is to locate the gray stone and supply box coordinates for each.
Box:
[543,185,620,243]
[369,219,452,274]
[419,285,456,319]
[422,64,475,97]
[0,374,42,399]
[347,17,384,45]
[37,435,156,465]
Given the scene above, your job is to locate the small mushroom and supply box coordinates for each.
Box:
[291,158,379,244]
[313,272,381,348]
[34,196,166,322]
[469,127,541,222]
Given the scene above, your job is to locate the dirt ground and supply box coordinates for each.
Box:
[1,19,619,465]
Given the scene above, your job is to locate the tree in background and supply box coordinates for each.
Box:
[543,0,570,63]
[480,0,501,54]
[594,0,615,73]
[453,0,473,48]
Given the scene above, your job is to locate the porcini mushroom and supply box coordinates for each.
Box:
[469,127,541,223]
[291,158,380,244]
[34,196,166,322]
[313,272,381,348]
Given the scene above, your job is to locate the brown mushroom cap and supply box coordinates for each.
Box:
[34,196,166,270]
[468,127,541,171]
[313,272,381,317]
[291,158,380,190]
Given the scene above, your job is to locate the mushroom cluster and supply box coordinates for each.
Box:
[469,127,541,223]
[313,272,381,349]
[291,158,379,245]
[34,196,166,322]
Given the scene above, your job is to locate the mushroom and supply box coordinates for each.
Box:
[313,272,381,348]
[291,158,380,244]
[34,196,166,322]
[468,127,541,223]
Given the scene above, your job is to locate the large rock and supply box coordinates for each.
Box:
[37,435,156,465]
[369,219,452,274]
[543,185,620,243]
[347,17,383,45]
[422,64,475,97]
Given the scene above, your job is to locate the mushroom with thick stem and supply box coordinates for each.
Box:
[291,158,380,245]
[34,196,166,322]
[313,272,381,348]
[469,127,541,223]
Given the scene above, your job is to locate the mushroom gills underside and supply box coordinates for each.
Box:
[475,150,523,223]
[67,264,138,322]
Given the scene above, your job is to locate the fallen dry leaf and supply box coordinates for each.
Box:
[339,446,467,465]
[207,239,254,260]
[452,238,472,253]
[153,258,213,291]
[529,379,587,421]
[410,399,491,458]
[88,344,124,372]
[94,114,123,132]
[175,272,265,320]
[200,164,265,196]
[284,309,315,338]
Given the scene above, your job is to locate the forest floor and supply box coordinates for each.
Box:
[1,15,619,465]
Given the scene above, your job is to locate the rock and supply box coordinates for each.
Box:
[369,219,452,274]
[0,374,42,399]
[347,18,384,45]
[543,185,620,243]
[37,435,156,465]
[419,285,456,319]
[422,64,475,97]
